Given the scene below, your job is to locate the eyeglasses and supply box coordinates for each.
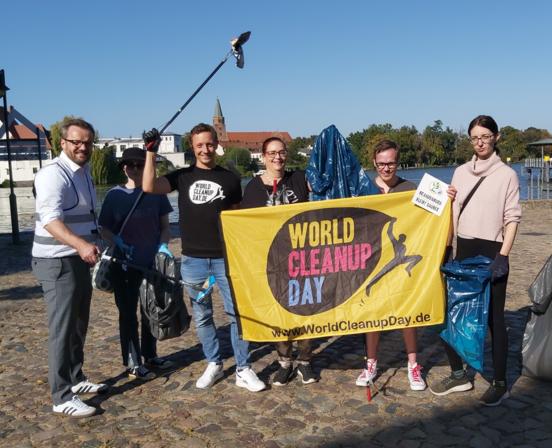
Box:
[375,162,398,169]
[469,134,495,145]
[265,150,288,158]
[62,138,92,147]
[125,162,145,169]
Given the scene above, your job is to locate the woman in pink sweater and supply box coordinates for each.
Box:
[429,115,521,406]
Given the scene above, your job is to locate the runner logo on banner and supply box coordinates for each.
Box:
[220,191,450,342]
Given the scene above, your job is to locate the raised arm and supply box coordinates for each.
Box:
[143,151,172,194]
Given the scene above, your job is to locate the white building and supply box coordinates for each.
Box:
[97,133,189,168]
[0,106,51,185]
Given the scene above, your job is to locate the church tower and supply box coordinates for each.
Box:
[213,98,228,142]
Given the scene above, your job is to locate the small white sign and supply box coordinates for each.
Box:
[412,173,449,216]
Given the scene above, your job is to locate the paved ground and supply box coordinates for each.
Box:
[1,202,551,447]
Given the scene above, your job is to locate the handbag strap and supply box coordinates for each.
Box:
[117,190,144,235]
[459,176,485,217]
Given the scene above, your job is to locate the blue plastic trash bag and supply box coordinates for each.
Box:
[306,124,379,200]
[440,256,492,372]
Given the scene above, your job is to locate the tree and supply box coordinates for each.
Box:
[90,145,121,185]
[287,136,314,170]
[360,132,389,167]
[522,126,551,145]
[156,156,176,177]
[455,136,473,164]
[421,120,446,166]
[349,124,395,167]
[216,147,255,176]
[347,131,365,160]
[499,126,525,161]
[390,125,421,167]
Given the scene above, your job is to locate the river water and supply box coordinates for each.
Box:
[0,162,546,234]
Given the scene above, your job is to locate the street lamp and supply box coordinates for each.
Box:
[0,69,20,244]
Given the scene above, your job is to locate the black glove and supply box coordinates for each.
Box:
[443,246,453,263]
[143,128,161,153]
[489,253,509,282]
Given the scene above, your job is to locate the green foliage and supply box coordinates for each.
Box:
[287,136,314,170]
[90,145,122,185]
[421,120,457,166]
[499,126,552,162]
[349,124,395,166]
[216,147,255,177]
[156,157,176,176]
[341,120,551,168]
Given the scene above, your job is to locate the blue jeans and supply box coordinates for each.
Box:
[180,255,249,368]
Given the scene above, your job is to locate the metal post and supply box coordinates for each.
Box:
[542,146,545,184]
[0,70,20,244]
[36,126,42,168]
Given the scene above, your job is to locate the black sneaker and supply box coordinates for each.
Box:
[480,381,509,407]
[297,363,318,384]
[145,357,176,370]
[128,365,156,381]
[272,364,293,386]
[429,373,472,396]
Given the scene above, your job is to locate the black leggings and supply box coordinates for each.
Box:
[443,237,508,381]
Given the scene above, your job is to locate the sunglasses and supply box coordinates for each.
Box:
[125,162,145,169]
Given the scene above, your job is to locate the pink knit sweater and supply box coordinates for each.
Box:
[451,152,521,242]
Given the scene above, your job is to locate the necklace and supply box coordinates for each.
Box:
[261,172,283,185]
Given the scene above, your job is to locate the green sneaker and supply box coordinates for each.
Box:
[429,374,472,396]
[480,381,509,406]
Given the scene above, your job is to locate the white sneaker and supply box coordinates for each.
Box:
[196,362,224,389]
[235,367,266,392]
[71,379,108,395]
[52,395,96,418]
[408,363,426,391]
[356,359,377,386]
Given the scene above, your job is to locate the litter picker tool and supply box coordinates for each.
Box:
[151,31,251,141]
[104,253,215,303]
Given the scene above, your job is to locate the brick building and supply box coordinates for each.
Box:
[213,99,292,161]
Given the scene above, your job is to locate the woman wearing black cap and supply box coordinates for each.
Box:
[99,147,174,379]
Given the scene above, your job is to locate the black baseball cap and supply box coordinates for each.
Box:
[118,147,146,168]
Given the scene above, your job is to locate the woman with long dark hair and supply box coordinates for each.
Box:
[429,115,521,406]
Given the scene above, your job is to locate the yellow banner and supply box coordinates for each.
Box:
[220,191,449,342]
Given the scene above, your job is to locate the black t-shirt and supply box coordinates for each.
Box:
[241,170,309,208]
[165,165,242,258]
[387,177,417,193]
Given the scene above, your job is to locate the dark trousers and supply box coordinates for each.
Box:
[443,237,509,382]
[276,339,313,364]
[112,265,156,368]
[32,256,91,405]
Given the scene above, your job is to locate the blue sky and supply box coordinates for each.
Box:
[4,0,551,139]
